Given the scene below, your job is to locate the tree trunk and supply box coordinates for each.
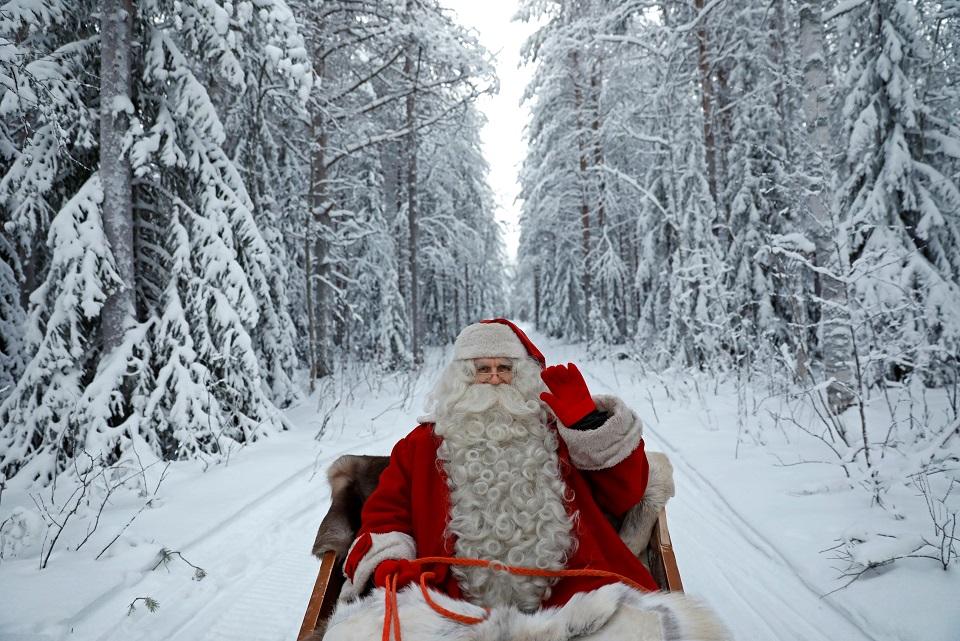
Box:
[799,1,855,412]
[571,49,591,338]
[694,0,718,203]
[100,0,135,348]
[771,0,790,132]
[453,254,461,332]
[405,44,422,364]
[590,59,606,233]
[394,152,407,305]
[714,62,731,229]
[309,53,331,380]
[590,57,609,327]
[304,230,317,392]
[533,266,541,330]
[22,237,40,312]
[464,263,470,317]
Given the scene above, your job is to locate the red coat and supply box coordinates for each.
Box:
[342,395,658,606]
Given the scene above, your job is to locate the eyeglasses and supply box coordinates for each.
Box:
[475,365,513,381]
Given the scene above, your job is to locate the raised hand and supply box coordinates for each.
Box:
[539,363,597,426]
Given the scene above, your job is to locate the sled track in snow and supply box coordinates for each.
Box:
[659,443,882,641]
[77,435,399,641]
[142,484,324,641]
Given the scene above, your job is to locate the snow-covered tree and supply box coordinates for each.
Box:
[130,0,310,446]
[834,0,960,386]
[717,0,793,355]
[0,176,121,482]
[518,0,734,364]
[0,230,24,400]
[219,0,309,407]
[0,0,112,482]
[517,0,596,339]
[295,0,498,377]
[0,0,313,482]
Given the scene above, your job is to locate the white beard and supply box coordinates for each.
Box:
[434,383,575,613]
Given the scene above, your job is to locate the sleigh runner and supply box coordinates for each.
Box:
[298,451,683,641]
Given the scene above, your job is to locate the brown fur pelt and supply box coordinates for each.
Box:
[311,455,390,560]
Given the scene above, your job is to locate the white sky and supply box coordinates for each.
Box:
[440,0,538,263]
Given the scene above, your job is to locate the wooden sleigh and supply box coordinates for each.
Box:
[297,453,682,641]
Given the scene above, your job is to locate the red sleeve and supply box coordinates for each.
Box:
[357,436,415,536]
[341,433,418,588]
[581,438,650,519]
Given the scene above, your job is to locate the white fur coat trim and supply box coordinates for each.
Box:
[325,582,730,641]
[341,531,416,601]
[557,395,644,470]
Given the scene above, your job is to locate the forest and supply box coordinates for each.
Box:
[0,1,958,632]
[514,0,960,521]
[1,0,507,483]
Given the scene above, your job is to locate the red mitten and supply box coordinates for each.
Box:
[539,363,597,426]
[373,559,448,589]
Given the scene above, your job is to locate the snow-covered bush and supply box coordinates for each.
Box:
[0,506,45,560]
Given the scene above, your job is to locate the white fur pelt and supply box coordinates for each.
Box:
[323,583,732,641]
[429,357,576,612]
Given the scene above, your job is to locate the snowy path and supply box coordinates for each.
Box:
[94,381,880,641]
[76,435,401,641]
[648,432,882,641]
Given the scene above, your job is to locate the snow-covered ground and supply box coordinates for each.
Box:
[1,329,957,641]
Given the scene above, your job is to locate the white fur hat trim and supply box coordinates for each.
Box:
[453,322,526,361]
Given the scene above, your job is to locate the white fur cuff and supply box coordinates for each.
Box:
[556,395,644,470]
[340,531,416,601]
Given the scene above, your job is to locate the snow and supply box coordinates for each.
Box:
[927,131,960,160]
[1,331,957,641]
[824,0,871,22]
[109,96,134,117]
[768,232,816,254]
[264,44,283,65]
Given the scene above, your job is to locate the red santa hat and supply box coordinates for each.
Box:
[453,318,546,369]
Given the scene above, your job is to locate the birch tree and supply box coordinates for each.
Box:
[797,1,856,409]
[99,0,135,354]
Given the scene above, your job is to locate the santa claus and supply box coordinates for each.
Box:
[323,319,728,641]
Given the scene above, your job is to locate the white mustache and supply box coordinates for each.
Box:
[450,382,540,417]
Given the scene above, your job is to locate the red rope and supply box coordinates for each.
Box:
[382,574,401,641]
[417,572,488,625]
[380,556,645,641]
